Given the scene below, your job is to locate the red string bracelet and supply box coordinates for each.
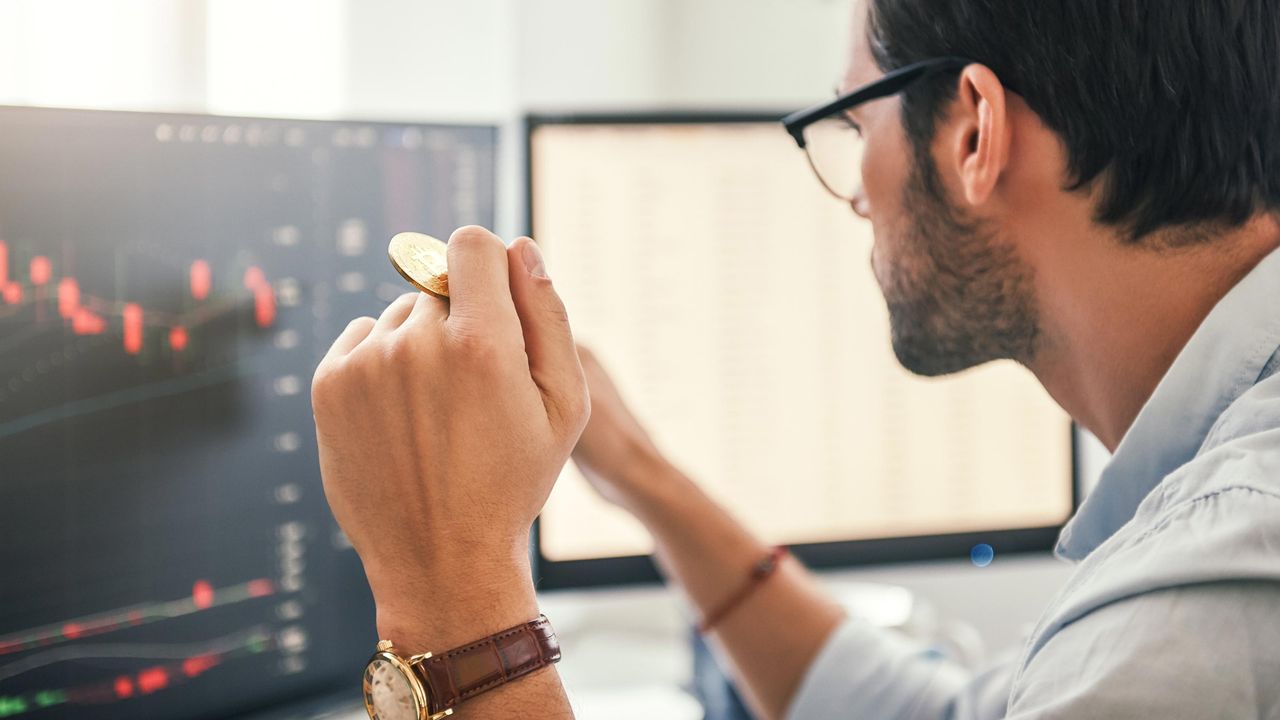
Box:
[697,546,789,634]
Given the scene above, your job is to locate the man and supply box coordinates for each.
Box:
[311,0,1280,717]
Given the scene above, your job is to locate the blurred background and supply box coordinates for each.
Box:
[0,2,1110,719]
[0,0,851,239]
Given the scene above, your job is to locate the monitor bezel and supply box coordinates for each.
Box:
[524,111,1081,590]
[0,102,501,136]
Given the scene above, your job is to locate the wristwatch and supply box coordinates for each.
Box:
[362,615,562,720]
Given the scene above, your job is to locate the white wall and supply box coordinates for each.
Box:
[334,0,850,118]
[0,0,206,109]
[205,0,347,117]
[662,0,850,109]
[342,0,513,121]
[0,0,851,114]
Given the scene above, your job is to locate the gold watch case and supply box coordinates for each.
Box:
[362,640,453,720]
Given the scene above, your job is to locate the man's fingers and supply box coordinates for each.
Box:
[324,316,375,361]
[370,292,419,336]
[444,226,518,333]
[507,236,589,433]
[404,288,448,328]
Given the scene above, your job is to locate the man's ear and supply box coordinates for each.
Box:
[942,64,1010,208]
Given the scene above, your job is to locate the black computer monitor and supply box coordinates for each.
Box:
[526,113,1078,589]
[0,106,496,720]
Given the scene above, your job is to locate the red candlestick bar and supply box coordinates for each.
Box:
[243,266,265,291]
[137,667,168,695]
[192,580,213,610]
[253,286,275,328]
[73,308,106,335]
[58,277,80,319]
[30,255,51,286]
[0,240,13,306]
[169,325,189,351]
[247,579,274,598]
[190,260,211,301]
[182,653,219,679]
[122,303,144,354]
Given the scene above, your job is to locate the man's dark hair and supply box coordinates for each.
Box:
[867,0,1280,243]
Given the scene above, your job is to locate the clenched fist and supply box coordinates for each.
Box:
[310,226,588,650]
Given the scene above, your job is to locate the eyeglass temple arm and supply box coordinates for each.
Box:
[782,57,972,148]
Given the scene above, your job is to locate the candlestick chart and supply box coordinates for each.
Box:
[0,106,496,719]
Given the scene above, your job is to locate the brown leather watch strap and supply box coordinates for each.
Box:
[415,615,561,715]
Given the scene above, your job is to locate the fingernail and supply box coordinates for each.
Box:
[522,239,548,279]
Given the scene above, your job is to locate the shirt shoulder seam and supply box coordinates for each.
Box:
[1134,485,1280,545]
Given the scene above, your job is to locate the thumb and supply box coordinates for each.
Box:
[507,236,588,433]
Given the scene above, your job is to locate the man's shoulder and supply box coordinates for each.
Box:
[1009,579,1280,718]
[1157,366,1280,508]
[1016,371,1280,691]
[1025,444,1280,665]
[1088,418,1280,598]
[1078,478,1280,594]
[1198,363,1280,462]
[1113,367,1280,566]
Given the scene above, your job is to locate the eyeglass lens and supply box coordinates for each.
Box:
[801,116,865,202]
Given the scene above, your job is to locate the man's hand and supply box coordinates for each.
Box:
[571,345,844,720]
[311,226,588,651]
[571,345,673,514]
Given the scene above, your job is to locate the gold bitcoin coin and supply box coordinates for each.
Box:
[388,231,449,299]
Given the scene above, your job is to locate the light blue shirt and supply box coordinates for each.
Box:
[787,246,1280,719]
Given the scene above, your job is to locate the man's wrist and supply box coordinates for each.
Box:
[620,451,692,527]
[368,553,541,656]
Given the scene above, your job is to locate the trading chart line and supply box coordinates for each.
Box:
[0,578,275,659]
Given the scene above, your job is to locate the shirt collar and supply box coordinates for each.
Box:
[1056,245,1280,561]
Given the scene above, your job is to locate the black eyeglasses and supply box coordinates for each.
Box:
[782,57,972,203]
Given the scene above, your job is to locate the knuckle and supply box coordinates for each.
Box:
[381,333,417,367]
[447,324,502,364]
[310,362,345,412]
[310,366,332,405]
[384,292,416,314]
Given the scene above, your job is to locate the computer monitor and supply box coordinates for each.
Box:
[0,106,496,720]
[527,113,1078,589]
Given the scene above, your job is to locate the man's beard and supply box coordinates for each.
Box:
[878,154,1041,377]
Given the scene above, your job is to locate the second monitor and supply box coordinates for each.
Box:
[527,114,1076,588]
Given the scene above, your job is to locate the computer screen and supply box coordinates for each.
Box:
[527,114,1076,588]
[0,106,496,720]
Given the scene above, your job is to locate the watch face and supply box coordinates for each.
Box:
[363,653,422,720]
